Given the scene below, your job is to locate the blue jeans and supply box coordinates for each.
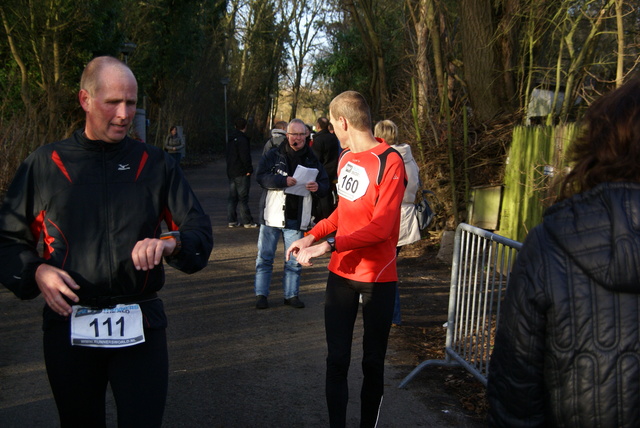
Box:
[227,175,254,225]
[254,224,303,299]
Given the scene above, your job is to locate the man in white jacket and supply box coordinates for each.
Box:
[253,119,330,309]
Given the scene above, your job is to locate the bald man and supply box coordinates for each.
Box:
[0,56,213,427]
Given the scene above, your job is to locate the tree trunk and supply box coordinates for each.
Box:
[1,7,31,108]
[559,1,614,120]
[427,0,445,105]
[615,0,624,87]
[460,0,503,123]
[495,0,520,110]
[344,0,389,116]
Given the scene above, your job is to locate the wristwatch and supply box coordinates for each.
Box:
[326,237,336,252]
[160,231,182,256]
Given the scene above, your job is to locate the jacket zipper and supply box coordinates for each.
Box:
[102,144,115,291]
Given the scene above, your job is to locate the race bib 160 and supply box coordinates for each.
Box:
[337,162,369,202]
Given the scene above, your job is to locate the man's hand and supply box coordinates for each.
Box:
[306,181,319,193]
[286,234,330,266]
[131,238,176,272]
[286,177,297,187]
[286,234,315,260]
[35,264,80,317]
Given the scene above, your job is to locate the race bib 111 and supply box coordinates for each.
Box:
[70,304,145,348]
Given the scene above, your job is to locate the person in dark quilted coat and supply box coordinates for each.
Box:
[488,76,640,428]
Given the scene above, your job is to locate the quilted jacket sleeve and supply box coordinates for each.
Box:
[487,226,548,427]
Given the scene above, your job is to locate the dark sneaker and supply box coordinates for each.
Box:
[284,296,305,308]
[228,222,240,228]
[243,223,259,228]
[256,295,268,309]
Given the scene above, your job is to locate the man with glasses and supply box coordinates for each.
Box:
[253,118,330,309]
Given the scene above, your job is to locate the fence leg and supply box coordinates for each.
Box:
[398,223,522,390]
[398,359,459,389]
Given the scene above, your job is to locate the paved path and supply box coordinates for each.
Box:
[0,150,475,427]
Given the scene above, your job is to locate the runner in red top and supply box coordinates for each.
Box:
[287,91,406,428]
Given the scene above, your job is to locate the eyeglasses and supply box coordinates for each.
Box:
[287,133,306,138]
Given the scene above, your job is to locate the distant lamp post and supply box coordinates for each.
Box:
[220,77,230,144]
[120,42,137,64]
[269,93,276,130]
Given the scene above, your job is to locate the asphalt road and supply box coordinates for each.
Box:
[0,150,476,427]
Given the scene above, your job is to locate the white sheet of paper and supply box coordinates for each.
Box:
[284,165,319,196]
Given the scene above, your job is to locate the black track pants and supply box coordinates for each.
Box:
[43,321,168,428]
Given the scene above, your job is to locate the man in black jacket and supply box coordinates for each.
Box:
[226,117,258,228]
[0,56,213,427]
[311,117,340,221]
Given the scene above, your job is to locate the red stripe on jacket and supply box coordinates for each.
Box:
[51,151,72,182]
[136,151,149,181]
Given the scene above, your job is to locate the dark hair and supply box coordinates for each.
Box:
[316,117,330,131]
[274,121,288,130]
[234,118,247,130]
[559,76,640,200]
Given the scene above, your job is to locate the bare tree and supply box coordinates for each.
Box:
[459,0,506,123]
[226,0,289,131]
[341,0,390,115]
[405,0,445,109]
[284,0,326,119]
[0,0,95,143]
[615,0,625,86]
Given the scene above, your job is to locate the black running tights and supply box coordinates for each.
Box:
[43,322,168,428]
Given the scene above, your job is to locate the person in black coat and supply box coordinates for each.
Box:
[226,117,257,228]
[488,76,640,427]
[311,117,340,221]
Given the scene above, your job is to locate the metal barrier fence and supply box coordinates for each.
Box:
[399,223,522,388]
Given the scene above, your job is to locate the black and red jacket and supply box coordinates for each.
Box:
[0,130,213,324]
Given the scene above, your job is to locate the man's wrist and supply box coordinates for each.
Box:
[160,231,182,256]
[326,237,336,252]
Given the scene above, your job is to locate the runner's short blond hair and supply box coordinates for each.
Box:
[329,91,372,131]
